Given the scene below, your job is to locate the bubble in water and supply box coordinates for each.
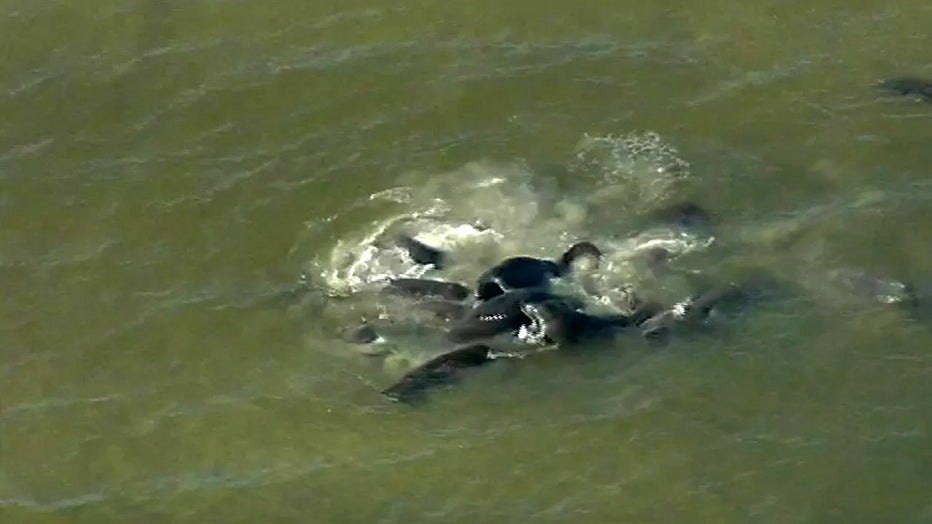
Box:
[570,131,692,214]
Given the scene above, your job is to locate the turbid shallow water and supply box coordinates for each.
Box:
[3,1,932,523]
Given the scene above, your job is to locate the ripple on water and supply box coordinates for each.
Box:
[4,4,932,518]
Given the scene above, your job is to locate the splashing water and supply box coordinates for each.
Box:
[570,131,692,215]
[307,133,711,315]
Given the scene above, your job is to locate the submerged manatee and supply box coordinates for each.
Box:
[639,273,788,341]
[879,77,932,103]
[383,277,470,302]
[381,344,496,403]
[828,268,930,323]
[642,201,716,231]
[831,269,917,306]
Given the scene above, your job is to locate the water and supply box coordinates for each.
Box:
[2,1,932,522]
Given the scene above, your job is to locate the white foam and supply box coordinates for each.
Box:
[309,133,710,312]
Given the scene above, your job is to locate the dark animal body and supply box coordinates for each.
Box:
[383,277,470,302]
[365,235,638,402]
[358,208,727,402]
[381,344,495,403]
[379,290,662,403]
[474,241,603,300]
[377,280,761,403]
[396,233,447,268]
[334,201,834,403]
[879,77,932,103]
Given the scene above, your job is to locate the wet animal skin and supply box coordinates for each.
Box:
[395,233,447,268]
[366,208,705,401]
[380,292,661,403]
[383,277,470,302]
[474,241,603,301]
[381,344,495,403]
[343,172,932,402]
[355,201,782,402]
[445,289,584,344]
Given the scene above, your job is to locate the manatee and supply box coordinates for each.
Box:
[518,298,663,347]
[382,296,662,403]
[340,323,382,344]
[474,241,603,301]
[446,289,585,344]
[381,344,496,403]
[445,287,661,347]
[638,284,743,340]
[879,77,932,103]
[382,277,470,302]
[830,268,918,307]
[393,227,603,302]
[638,274,787,341]
[644,201,715,231]
[396,232,447,268]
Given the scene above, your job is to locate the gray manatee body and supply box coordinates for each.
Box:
[638,272,791,341]
[338,201,729,402]
[381,344,495,403]
[879,77,932,103]
[380,292,663,403]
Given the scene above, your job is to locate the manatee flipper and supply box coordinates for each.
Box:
[396,233,447,268]
[879,77,932,103]
[381,344,495,403]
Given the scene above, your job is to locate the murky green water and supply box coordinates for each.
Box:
[3,1,932,522]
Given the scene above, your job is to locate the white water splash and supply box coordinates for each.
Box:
[309,132,710,313]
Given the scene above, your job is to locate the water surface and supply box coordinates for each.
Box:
[2,1,932,522]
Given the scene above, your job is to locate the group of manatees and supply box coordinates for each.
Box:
[325,200,782,403]
[321,76,932,404]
